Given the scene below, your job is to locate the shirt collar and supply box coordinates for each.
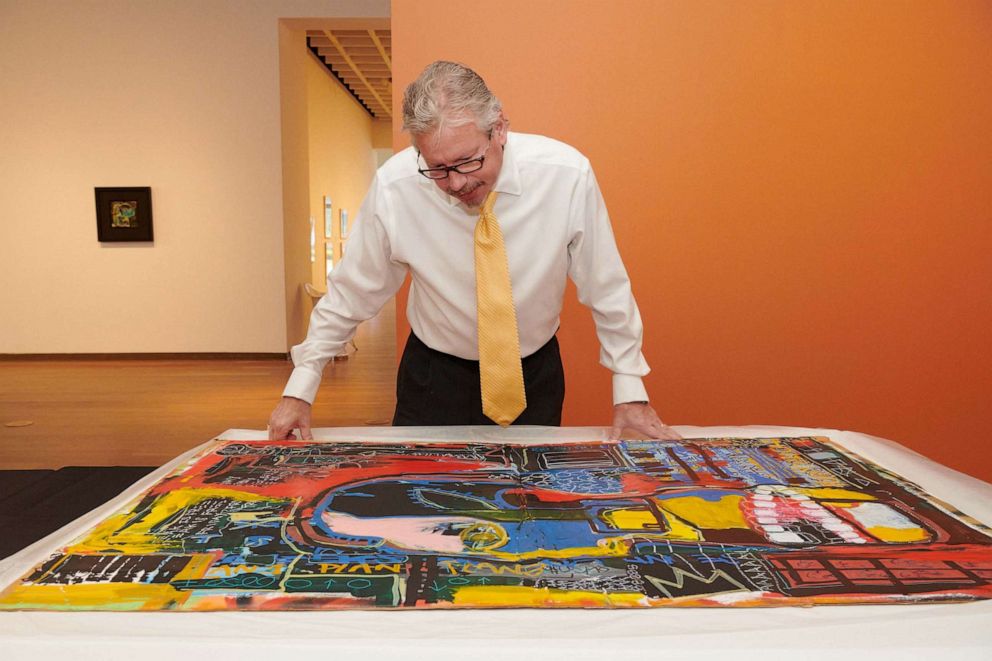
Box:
[492,132,522,198]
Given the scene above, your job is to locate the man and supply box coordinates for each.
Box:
[268,61,679,442]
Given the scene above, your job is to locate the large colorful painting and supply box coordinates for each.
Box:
[2,437,991,610]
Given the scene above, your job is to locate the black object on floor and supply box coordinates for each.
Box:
[0,466,156,560]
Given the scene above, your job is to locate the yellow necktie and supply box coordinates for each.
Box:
[475,191,526,426]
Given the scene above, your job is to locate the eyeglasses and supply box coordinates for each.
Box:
[417,142,492,180]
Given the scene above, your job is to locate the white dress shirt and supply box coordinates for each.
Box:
[284,132,651,406]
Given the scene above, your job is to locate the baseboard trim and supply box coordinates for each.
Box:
[0,353,290,361]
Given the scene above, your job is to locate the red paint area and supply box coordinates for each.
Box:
[152,442,493,501]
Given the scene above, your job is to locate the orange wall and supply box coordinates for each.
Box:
[392,0,992,481]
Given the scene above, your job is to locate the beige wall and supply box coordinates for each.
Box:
[279,17,390,347]
[0,0,388,353]
[370,120,393,149]
[306,54,377,289]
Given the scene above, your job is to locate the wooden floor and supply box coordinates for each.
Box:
[0,302,397,469]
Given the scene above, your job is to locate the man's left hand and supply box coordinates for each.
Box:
[610,402,682,440]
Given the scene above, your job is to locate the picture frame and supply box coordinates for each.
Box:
[309,216,315,263]
[323,196,333,239]
[339,208,349,238]
[95,187,153,242]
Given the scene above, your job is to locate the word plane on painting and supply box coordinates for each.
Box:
[1,437,990,610]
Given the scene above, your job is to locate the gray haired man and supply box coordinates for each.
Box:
[268,61,679,441]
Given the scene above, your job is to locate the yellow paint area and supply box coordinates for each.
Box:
[459,521,509,551]
[0,583,189,610]
[451,585,647,608]
[655,495,750,531]
[602,507,659,530]
[67,488,282,554]
[866,526,929,543]
[794,488,877,501]
[229,511,275,523]
[0,553,213,610]
[654,514,700,541]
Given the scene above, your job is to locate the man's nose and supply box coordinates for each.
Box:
[447,170,468,191]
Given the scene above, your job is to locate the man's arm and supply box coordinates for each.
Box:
[566,164,680,440]
[268,176,407,440]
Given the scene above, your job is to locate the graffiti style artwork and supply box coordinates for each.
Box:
[1,437,991,611]
[109,200,137,228]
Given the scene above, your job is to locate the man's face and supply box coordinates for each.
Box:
[414,114,507,209]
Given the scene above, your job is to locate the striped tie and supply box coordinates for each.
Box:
[475,191,526,426]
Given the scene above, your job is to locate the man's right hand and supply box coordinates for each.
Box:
[268,396,313,440]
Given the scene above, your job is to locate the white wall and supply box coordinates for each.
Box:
[0,0,388,353]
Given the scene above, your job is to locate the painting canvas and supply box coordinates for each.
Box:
[1,437,990,611]
[110,201,137,227]
[95,187,153,242]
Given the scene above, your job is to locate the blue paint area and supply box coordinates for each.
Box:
[523,518,603,553]
[243,536,273,547]
[619,440,819,487]
[653,488,739,502]
[520,468,625,494]
[706,446,790,485]
[627,553,677,566]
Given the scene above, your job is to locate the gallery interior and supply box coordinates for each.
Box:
[1,2,990,482]
[0,2,990,654]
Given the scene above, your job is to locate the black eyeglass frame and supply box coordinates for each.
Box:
[417,136,494,180]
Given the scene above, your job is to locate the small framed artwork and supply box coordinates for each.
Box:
[339,209,349,238]
[323,196,333,239]
[325,244,334,276]
[309,216,315,263]
[95,187,153,242]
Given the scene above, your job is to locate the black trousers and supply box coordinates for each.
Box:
[392,332,565,426]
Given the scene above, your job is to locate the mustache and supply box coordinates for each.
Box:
[447,182,480,196]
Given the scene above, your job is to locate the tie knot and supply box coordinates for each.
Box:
[481,190,498,217]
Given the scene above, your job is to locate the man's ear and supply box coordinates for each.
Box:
[496,112,510,144]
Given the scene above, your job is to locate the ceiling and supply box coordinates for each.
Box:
[307,28,392,120]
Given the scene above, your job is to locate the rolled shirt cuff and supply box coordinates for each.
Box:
[612,373,649,406]
[282,366,323,405]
